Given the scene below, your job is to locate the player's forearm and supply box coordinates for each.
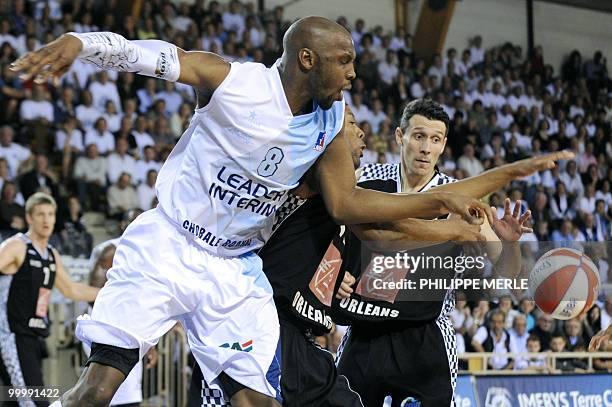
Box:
[64,282,100,302]
[494,241,521,278]
[330,189,448,225]
[434,165,518,199]
[68,32,180,80]
[352,219,456,251]
[67,32,229,89]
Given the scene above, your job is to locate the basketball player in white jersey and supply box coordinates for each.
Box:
[12,17,496,407]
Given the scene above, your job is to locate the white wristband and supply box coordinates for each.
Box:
[67,32,181,82]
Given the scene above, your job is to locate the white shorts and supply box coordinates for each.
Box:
[75,208,281,399]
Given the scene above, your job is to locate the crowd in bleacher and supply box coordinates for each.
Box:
[0,0,610,370]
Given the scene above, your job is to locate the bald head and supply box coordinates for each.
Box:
[282,16,351,57]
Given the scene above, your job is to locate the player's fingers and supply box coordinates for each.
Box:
[343,273,356,286]
[549,150,575,161]
[519,210,531,224]
[588,336,601,352]
[52,64,72,87]
[503,198,511,216]
[336,287,352,299]
[35,57,71,84]
[512,199,521,218]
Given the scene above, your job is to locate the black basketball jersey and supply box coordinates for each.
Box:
[0,234,57,337]
[259,194,342,336]
[330,163,460,326]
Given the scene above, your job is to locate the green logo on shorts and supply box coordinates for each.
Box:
[220,339,253,352]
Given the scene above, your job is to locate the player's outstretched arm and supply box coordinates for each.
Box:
[53,248,100,302]
[434,151,575,199]
[316,131,494,225]
[10,32,230,92]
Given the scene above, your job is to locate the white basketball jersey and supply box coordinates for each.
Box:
[156,61,345,256]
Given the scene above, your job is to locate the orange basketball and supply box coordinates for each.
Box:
[529,248,599,320]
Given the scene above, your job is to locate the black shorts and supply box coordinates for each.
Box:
[186,321,363,407]
[279,322,362,407]
[336,318,456,407]
[0,334,48,407]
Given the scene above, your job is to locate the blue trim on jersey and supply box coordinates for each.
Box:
[266,338,283,404]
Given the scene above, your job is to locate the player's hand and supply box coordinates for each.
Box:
[336,272,356,299]
[588,325,612,352]
[441,193,494,226]
[446,217,485,242]
[506,150,575,178]
[145,347,159,369]
[10,34,83,84]
[491,198,532,242]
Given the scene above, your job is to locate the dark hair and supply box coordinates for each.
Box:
[399,98,450,136]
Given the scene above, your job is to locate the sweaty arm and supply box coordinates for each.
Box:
[53,248,99,302]
[316,130,491,225]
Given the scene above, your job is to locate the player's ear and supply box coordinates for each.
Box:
[395,126,403,146]
[298,48,315,71]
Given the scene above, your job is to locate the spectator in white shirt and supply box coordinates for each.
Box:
[0,125,30,179]
[458,143,484,177]
[0,20,18,50]
[550,181,575,221]
[107,138,137,185]
[137,169,158,210]
[222,0,246,38]
[488,82,507,110]
[560,160,584,198]
[173,2,194,32]
[508,86,529,112]
[578,183,597,216]
[102,100,122,133]
[19,83,54,124]
[89,71,122,114]
[55,117,84,154]
[497,105,514,130]
[410,76,428,99]
[350,93,373,125]
[352,19,366,52]
[135,146,162,185]
[245,15,264,47]
[471,310,512,370]
[107,172,140,219]
[377,50,399,87]
[73,143,108,211]
[85,117,115,155]
[427,53,445,83]
[469,35,485,65]
[509,314,529,357]
[368,99,388,134]
[76,90,103,132]
[456,49,472,77]
[155,82,183,116]
[129,116,155,158]
[137,78,157,114]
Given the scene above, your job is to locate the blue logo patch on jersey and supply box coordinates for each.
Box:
[313,131,326,152]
